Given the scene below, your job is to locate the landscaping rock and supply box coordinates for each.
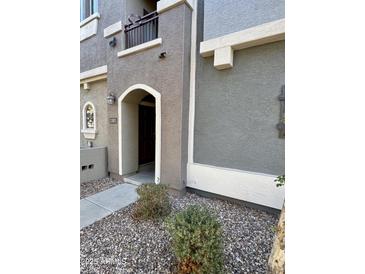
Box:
[80,192,278,273]
[80,177,123,199]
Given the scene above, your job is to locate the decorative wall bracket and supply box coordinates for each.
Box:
[200,19,285,70]
[276,85,285,138]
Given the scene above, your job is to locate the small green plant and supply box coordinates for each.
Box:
[166,205,224,274]
[132,183,171,220]
[275,175,285,187]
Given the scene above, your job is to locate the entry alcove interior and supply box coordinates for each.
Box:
[120,89,157,181]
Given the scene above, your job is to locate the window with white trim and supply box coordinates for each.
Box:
[82,102,97,139]
[85,104,95,129]
[80,0,99,21]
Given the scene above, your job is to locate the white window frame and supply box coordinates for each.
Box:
[81,101,97,139]
[80,0,99,22]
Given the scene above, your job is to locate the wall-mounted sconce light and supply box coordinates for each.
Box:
[109,37,117,47]
[159,51,167,58]
[106,93,116,105]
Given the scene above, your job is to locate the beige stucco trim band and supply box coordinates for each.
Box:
[80,65,108,82]
[104,21,123,38]
[157,0,193,13]
[80,75,107,87]
[117,38,162,58]
[80,13,100,42]
[80,13,100,27]
[200,18,285,70]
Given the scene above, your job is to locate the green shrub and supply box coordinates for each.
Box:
[166,205,224,274]
[275,175,285,187]
[132,183,171,220]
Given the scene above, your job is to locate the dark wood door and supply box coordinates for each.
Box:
[139,105,155,165]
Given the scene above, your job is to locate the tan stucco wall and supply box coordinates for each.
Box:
[80,80,108,148]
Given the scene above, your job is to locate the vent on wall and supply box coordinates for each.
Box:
[81,164,95,171]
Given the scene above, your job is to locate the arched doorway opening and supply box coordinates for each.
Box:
[138,94,155,166]
[118,84,161,184]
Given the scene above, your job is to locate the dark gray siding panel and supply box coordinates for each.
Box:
[194,41,285,175]
[203,0,285,40]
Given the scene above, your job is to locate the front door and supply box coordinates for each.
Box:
[138,105,155,165]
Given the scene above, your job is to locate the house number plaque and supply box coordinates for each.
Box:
[109,117,118,124]
[276,85,285,138]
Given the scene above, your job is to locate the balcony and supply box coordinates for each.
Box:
[117,0,193,58]
[124,11,159,49]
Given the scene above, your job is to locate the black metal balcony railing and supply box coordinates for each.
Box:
[124,11,158,49]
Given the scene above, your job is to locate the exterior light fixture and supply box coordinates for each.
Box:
[106,93,116,105]
[159,51,167,58]
[109,37,117,47]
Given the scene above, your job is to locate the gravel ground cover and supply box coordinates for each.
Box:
[80,177,123,199]
[80,192,278,274]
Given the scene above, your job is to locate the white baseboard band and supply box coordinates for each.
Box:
[187,163,285,209]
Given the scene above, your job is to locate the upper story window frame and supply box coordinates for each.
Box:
[80,0,99,22]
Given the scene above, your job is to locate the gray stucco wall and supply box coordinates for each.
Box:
[105,4,192,190]
[80,0,124,72]
[80,0,160,72]
[203,0,285,40]
[80,80,108,148]
[194,41,285,175]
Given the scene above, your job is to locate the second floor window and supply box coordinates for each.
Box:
[80,0,98,21]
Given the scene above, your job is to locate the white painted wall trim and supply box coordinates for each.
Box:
[80,13,100,42]
[214,46,233,70]
[200,18,285,70]
[80,12,100,27]
[81,128,97,139]
[187,163,285,209]
[80,65,107,81]
[81,101,97,139]
[118,84,161,184]
[157,0,193,13]
[80,75,107,90]
[104,21,123,38]
[117,38,162,58]
[187,0,197,164]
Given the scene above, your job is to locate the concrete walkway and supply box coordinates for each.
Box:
[80,183,138,229]
[124,163,155,186]
[124,170,154,185]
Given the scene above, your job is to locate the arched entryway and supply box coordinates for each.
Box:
[118,84,161,184]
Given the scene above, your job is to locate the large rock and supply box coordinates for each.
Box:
[267,205,285,274]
